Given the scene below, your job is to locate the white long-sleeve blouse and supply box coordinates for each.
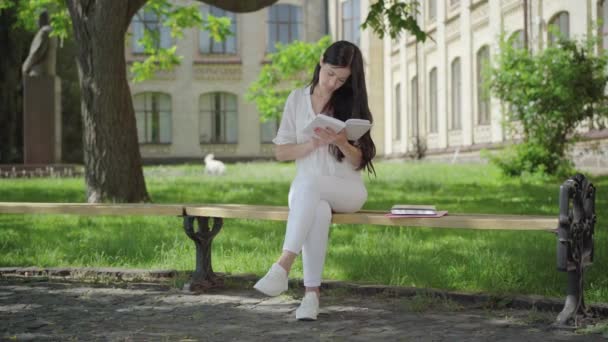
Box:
[273,86,362,181]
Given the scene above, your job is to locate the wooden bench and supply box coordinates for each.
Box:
[0,175,596,326]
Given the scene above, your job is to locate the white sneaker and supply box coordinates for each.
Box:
[295,292,319,321]
[253,263,288,297]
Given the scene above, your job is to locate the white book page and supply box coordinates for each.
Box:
[344,119,372,140]
[302,114,346,137]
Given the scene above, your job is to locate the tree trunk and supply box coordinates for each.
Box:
[66,0,149,203]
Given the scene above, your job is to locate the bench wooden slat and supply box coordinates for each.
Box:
[0,202,184,216]
[0,202,557,231]
[185,204,289,221]
[184,205,557,231]
[333,211,557,231]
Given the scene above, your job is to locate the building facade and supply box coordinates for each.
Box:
[127,0,327,162]
[378,0,608,171]
[128,0,608,173]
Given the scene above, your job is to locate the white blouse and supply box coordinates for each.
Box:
[273,86,362,180]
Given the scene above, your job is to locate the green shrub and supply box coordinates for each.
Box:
[484,143,576,180]
[490,33,608,177]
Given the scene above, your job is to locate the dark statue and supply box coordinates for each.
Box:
[22,10,56,77]
[21,10,61,164]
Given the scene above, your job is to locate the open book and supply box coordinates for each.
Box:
[302,114,372,141]
[390,204,437,216]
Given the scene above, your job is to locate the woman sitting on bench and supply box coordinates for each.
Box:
[254,40,376,321]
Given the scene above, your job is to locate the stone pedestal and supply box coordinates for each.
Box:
[23,76,61,164]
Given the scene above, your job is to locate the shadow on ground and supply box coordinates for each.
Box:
[1,277,605,341]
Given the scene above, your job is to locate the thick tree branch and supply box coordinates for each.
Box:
[127,0,148,21]
[196,0,279,13]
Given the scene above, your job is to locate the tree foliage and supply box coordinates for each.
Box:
[0,0,71,41]
[361,0,426,42]
[1,0,232,82]
[246,36,332,122]
[490,34,608,177]
[128,0,232,82]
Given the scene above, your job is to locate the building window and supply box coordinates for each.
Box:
[199,93,238,144]
[450,58,461,130]
[548,11,569,44]
[267,4,302,52]
[429,68,438,133]
[393,83,401,140]
[342,0,361,46]
[476,46,491,125]
[131,10,171,53]
[599,1,608,51]
[261,119,278,143]
[428,0,437,22]
[133,92,172,144]
[509,30,525,49]
[199,5,237,54]
[409,76,418,137]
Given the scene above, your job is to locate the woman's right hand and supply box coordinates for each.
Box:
[311,137,326,150]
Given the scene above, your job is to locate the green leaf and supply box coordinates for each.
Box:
[130,46,182,83]
[203,14,232,42]
[130,1,232,82]
[0,0,14,10]
[361,0,426,42]
[247,36,332,122]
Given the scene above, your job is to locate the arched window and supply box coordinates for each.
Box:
[199,5,237,54]
[267,4,302,52]
[342,0,360,45]
[548,11,569,44]
[133,92,172,144]
[393,83,401,140]
[450,57,461,130]
[131,9,171,53]
[429,67,438,133]
[409,76,419,137]
[476,46,491,125]
[509,29,525,49]
[199,92,238,143]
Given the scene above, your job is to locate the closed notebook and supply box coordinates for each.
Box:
[302,114,372,141]
[390,204,437,215]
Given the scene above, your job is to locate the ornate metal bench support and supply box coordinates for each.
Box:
[183,215,224,291]
[555,174,596,326]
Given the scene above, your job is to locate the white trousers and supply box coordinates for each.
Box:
[282,174,368,287]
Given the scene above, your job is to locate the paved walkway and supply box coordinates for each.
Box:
[1,277,605,341]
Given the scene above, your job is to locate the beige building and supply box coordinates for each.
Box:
[376,0,608,172]
[128,0,608,173]
[126,0,328,162]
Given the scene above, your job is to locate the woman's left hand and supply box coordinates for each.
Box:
[314,127,348,148]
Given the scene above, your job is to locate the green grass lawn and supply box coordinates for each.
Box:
[1,161,606,303]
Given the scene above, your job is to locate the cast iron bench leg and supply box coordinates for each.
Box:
[555,174,596,326]
[183,215,224,291]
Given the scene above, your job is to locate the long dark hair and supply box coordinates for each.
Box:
[309,40,376,175]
